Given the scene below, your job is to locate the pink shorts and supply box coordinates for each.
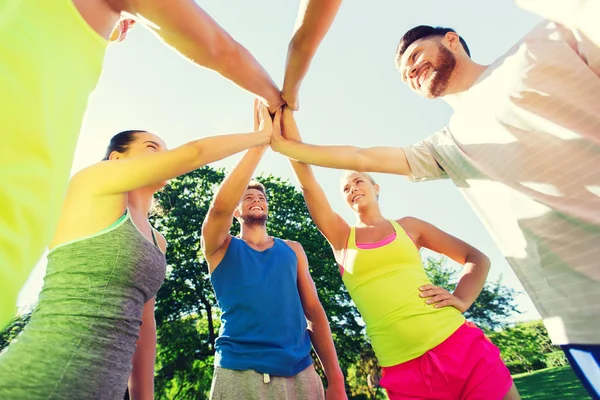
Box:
[380,322,513,400]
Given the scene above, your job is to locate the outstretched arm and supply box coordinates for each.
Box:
[124,0,284,111]
[201,103,281,265]
[289,241,347,399]
[282,0,343,110]
[272,127,412,176]
[402,217,491,313]
[72,102,273,197]
[277,108,349,252]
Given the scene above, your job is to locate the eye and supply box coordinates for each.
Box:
[147,144,157,150]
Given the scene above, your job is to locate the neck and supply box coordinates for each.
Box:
[239,223,270,244]
[127,187,155,219]
[444,58,489,96]
[355,205,387,227]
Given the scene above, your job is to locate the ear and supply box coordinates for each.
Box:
[233,207,241,219]
[374,183,380,196]
[443,31,461,52]
[108,151,123,161]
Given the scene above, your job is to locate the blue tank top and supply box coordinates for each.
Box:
[210,237,313,376]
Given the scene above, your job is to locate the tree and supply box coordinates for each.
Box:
[0,311,32,352]
[424,257,520,332]
[488,320,568,374]
[150,168,367,399]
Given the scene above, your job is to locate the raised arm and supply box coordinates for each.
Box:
[282,0,343,110]
[271,126,412,176]
[123,0,284,111]
[71,102,274,197]
[201,103,280,265]
[277,108,349,252]
[401,217,491,313]
[288,241,347,399]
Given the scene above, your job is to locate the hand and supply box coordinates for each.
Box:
[419,285,468,313]
[254,99,280,145]
[266,93,286,114]
[281,87,299,111]
[325,381,348,400]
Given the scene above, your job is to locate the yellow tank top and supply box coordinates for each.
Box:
[342,220,465,366]
[0,0,107,328]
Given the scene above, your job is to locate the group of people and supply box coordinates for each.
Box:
[0,0,598,399]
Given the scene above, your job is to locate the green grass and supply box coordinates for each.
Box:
[513,366,591,400]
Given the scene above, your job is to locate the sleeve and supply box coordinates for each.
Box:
[401,132,448,183]
[515,0,600,62]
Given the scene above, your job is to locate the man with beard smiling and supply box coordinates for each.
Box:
[200,106,346,400]
[270,2,600,398]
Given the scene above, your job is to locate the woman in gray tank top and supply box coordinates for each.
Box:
[0,102,279,399]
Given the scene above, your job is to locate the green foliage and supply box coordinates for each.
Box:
[513,367,591,400]
[150,168,366,398]
[0,311,32,352]
[489,320,566,374]
[423,257,519,331]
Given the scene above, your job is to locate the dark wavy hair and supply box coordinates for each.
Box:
[102,130,145,160]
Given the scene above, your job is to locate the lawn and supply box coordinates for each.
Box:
[513,366,591,400]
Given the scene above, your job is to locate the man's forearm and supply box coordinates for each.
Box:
[210,147,267,213]
[283,0,343,106]
[307,308,345,387]
[276,139,363,170]
[128,0,283,109]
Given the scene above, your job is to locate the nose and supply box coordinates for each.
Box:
[408,65,418,80]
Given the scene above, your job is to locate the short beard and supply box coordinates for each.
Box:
[427,44,456,98]
[240,214,267,227]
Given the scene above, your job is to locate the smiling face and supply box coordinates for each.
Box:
[235,188,269,227]
[398,38,457,98]
[340,172,380,213]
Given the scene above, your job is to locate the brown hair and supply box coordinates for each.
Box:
[247,180,267,198]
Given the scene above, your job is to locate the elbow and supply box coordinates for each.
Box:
[473,251,491,273]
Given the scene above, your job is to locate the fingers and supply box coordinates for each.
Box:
[253,98,260,131]
[418,285,447,299]
[426,292,452,305]
[273,108,282,134]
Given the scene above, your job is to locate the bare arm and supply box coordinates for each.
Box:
[289,241,347,399]
[201,104,280,263]
[278,108,349,252]
[272,130,411,176]
[72,104,272,197]
[123,0,283,110]
[282,0,343,110]
[128,297,157,400]
[402,217,491,312]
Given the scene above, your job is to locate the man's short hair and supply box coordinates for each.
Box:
[247,180,267,198]
[395,25,471,69]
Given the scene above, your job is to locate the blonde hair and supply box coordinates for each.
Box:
[246,180,267,198]
[340,171,379,200]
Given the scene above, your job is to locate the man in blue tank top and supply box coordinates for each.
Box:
[201,114,347,399]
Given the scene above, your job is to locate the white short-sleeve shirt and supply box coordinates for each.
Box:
[403,19,600,344]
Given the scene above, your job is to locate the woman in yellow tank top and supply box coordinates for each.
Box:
[277,108,519,400]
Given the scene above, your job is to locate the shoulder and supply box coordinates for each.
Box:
[281,239,307,258]
[396,216,427,245]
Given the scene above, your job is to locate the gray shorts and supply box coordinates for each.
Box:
[209,364,325,400]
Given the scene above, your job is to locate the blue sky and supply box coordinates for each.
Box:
[19,0,543,321]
